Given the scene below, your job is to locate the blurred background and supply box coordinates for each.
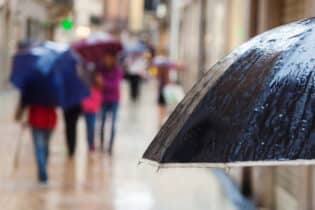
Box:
[1,0,315,210]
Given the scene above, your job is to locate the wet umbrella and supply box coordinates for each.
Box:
[142,17,315,168]
[72,32,123,63]
[10,41,89,107]
[52,49,90,109]
[42,41,89,108]
[10,42,65,106]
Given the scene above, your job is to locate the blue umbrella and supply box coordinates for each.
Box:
[53,49,89,109]
[11,44,63,106]
[40,41,90,108]
[10,41,89,107]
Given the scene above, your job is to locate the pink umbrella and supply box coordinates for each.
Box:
[72,32,123,63]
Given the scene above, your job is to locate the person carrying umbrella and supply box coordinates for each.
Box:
[72,32,123,154]
[12,41,89,183]
[60,52,89,158]
[81,71,103,152]
[152,56,183,126]
[22,103,57,185]
[12,41,59,184]
[98,50,123,154]
[124,41,149,102]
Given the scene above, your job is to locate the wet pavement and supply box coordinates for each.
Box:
[0,82,238,210]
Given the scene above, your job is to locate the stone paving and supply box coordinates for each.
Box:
[0,82,238,210]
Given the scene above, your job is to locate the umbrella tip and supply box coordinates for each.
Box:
[224,165,231,175]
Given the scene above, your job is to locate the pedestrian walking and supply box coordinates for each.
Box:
[14,92,56,185]
[71,32,123,154]
[81,72,103,152]
[124,43,148,102]
[153,56,183,126]
[98,51,123,154]
[63,104,81,157]
[157,65,170,125]
[60,51,89,159]
[30,105,57,184]
[15,98,57,184]
[11,41,89,183]
[12,41,57,184]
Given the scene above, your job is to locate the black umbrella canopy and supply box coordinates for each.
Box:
[143,17,315,167]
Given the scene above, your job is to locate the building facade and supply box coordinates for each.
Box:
[171,0,252,90]
[169,0,315,209]
[103,0,130,30]
[69,0,103,40]
[0,0,73,87]
[250,1,315,210]
[0,2,9,87]
[0,0,49,87]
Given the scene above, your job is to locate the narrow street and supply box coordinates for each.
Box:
[0,82,237,210]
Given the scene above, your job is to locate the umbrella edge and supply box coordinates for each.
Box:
[139,158,315,169]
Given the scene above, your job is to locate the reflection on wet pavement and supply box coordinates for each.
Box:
[0,82,237,210]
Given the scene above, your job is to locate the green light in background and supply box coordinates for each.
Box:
[60,18,74,30]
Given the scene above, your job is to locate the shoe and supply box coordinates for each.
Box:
[89,145,95,152]
[39,180,48,186]
[68,151,75,159]
[107,148,113,156]
[39,180,49,189]
[38,174,48,185]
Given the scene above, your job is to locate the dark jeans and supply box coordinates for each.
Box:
[84,112,96,150]
[63,105,81,157]
[100,102,119,153]
[32,128,52,183]
[128,75,141,101]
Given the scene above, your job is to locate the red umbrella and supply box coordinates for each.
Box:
[72,32,123,63]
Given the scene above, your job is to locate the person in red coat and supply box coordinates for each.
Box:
[13,41,58,184]
[29,105,57,184]
[16,103,57,184]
